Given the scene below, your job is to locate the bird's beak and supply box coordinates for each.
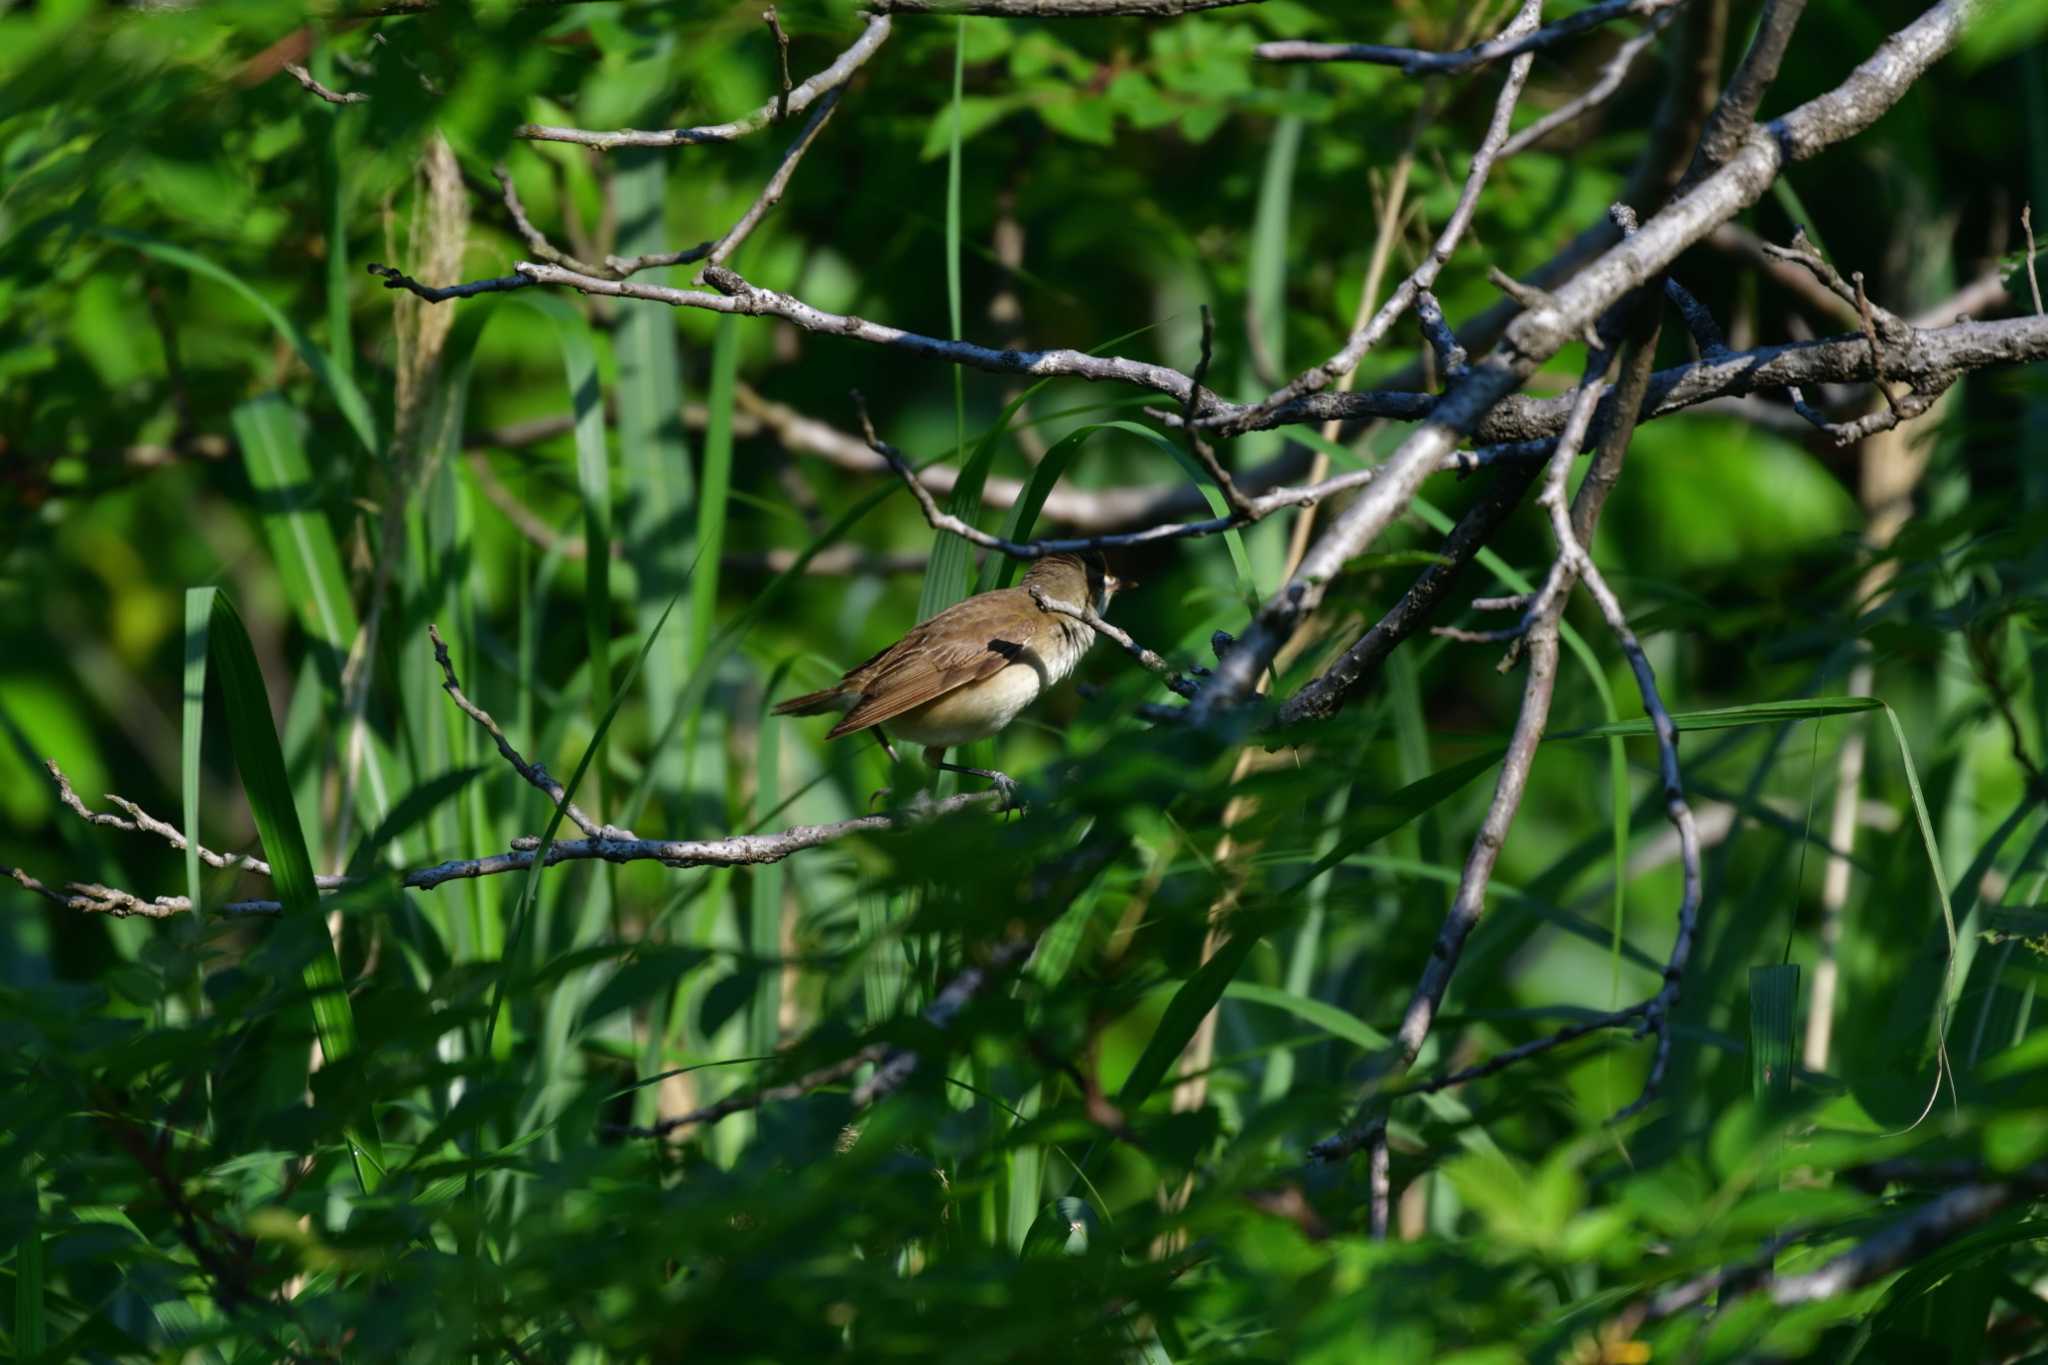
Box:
[1106,573,1133,593]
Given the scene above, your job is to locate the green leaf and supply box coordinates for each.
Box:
[14,1165,43,1359]
[1750,964,1801,1104]
[919,95,1021,159]
[1038,92,1115,146]
[1224,981,1389,1052]
[103,228,378,457]
[229,396,402,851]
[920,22,979,626]
[512,293,612,807]
[1117,913,1272,1109]
[613,149,694,810]
[229,396,361,686]
[181,588,211,921]
[207,590,384,1194]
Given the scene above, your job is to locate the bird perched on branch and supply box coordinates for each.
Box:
[773,552,1123,803]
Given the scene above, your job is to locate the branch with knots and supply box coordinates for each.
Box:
[356,1,2028,759]
[4,629,1000,919]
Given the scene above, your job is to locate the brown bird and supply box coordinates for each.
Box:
[772,552,1122,800]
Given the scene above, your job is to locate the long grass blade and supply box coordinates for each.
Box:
[105,228,377,456]
[181,589,211,921]
[1750,963,1801,1103]
[614,150,695,814]
[207,591,384,1193]
[229,396,402,859]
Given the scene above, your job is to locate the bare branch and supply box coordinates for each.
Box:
[283,61,369,105]
[1190,313,2045,441]
[5,864,218,920]
[14,787,1007,916]
[41,760,350,889]
[1181,305,1255,517]
[1276,459,1543,724]
[499,262,1207,402]
[1256,0,1688,75]
[1683,0,1809,183]
[1194,0,1999,717]
[1497,5,1680,158]
[428,624,619,840]
[1391,1001,1652,1098]
[366,264,536,303]
[603,89,845,278]
[853,391,1543,559]
[764,7,793,124]
[1310,345,1619,1173]
[1639,1183,2020,1324]
[518,16,890,150]
[494,165,611,278]
[851,936,1040,1106]
[611,1048,884,1139]
[2025,203,2044,316]
[1217,0,1544,436]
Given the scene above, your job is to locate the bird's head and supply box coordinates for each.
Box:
[1025,551,1125,613]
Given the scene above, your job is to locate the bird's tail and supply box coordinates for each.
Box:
[771,687,851,717]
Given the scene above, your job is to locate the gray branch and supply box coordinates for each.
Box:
[1191,0,1987,721]
[518,16,891,150]
[1217,0,1544,436]
[1256,0,1689,75]
[1496,5,1680,158]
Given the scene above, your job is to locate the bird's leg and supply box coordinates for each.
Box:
[867,728,908,810]
[873,729,904,766]
[928,749,1021,812]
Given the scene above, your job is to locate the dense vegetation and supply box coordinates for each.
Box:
[4,0,2047,1359]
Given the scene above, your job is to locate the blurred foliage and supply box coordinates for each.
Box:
[3,0,2047,1360]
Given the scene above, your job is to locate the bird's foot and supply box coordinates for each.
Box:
[935,762,1023,815]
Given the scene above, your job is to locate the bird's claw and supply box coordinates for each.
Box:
[989,772,1023,816]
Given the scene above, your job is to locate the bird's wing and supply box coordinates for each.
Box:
[826,596,1027,739]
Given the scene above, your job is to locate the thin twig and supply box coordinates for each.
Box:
[1028,587,1200,699]
[1216,0,1544,436]
[1497,5,1680,158]
[518,15,890,149]
[851,937,1040,1106]
[2025,203,2044,316]
[1256,0,1688,75]
[764,7,793,123]
[1682,0,1809,185]
[494,165,611,278]
[610,1047,885,1138]
[1181,305,1254,517]
[852,391,1543,559]
[283,61,369,105]
[428,624,620,840]
[41,760,349,888]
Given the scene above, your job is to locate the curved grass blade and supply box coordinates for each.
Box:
[102,228,378,457]
[919,15,971,621]
[207,591,384,1194]
[1225,981,1389,1053]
